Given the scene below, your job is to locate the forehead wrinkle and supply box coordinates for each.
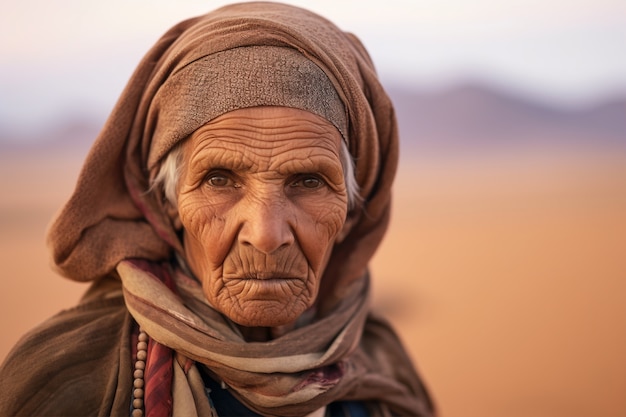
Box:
[191,135,341,173]
[185,108,344,175]
[218,111,339,135]
[271,149,342,177]
[261,131,342,160]
[197,112,341,146]
[187,137,255,174]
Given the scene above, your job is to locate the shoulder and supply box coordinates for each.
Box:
[0,282,132,416]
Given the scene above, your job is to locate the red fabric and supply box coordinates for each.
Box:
[145,339,174,417]
[138,262,177,417]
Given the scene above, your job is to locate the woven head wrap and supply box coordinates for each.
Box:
[148,45,348,165]
[47,1,397,311]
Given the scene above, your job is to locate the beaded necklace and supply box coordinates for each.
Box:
[131,329,148,417]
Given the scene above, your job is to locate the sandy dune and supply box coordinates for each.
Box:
[1,146,625,417]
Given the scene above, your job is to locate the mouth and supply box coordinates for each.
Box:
[227,273,307,299]
[240,271,299,280]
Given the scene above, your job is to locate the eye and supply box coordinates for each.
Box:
[290,175,325,189]
[204,171,238,188]
[208,175,229,186]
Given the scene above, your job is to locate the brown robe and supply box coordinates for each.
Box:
[0,276,434,416]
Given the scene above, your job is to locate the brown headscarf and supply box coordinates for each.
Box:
[47,1,395,306]
[42,1,433,416]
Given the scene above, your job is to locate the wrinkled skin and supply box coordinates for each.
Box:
[176,106,349,333]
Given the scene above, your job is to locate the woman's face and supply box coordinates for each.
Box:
[177,106,348,328]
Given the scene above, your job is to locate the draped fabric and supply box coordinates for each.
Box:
[46,1,398,313]
[118,259,432,416]
[0,264,434,416]
[1,2,435,416]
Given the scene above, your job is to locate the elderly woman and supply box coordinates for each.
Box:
[0,2,434,416]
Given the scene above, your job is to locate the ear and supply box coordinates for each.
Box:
[335,211,358,243]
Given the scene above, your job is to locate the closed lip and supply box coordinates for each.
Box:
[239,272,299,280]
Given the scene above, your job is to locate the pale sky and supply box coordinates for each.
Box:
[2,0,626,132]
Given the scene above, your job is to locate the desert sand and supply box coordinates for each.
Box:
[1,145,625,417]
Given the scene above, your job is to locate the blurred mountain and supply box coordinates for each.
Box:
[1,82,625,156]
[387,83,626,153]
[0,117,102,155]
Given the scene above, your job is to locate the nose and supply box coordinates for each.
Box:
[238,198,295,254]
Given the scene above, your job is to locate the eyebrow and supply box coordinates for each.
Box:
[273,153,342,175]
[187,143,254,173]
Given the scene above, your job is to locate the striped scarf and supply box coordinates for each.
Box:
[118,259,432,417]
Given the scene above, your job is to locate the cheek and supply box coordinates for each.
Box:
[295,195,348,271]
[177,195,232,277]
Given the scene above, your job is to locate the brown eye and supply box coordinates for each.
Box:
[206,174,232,187]
[302,177,321,188]
[291,175,324,189]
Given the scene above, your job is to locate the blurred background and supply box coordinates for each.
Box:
[1,1,625,416]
